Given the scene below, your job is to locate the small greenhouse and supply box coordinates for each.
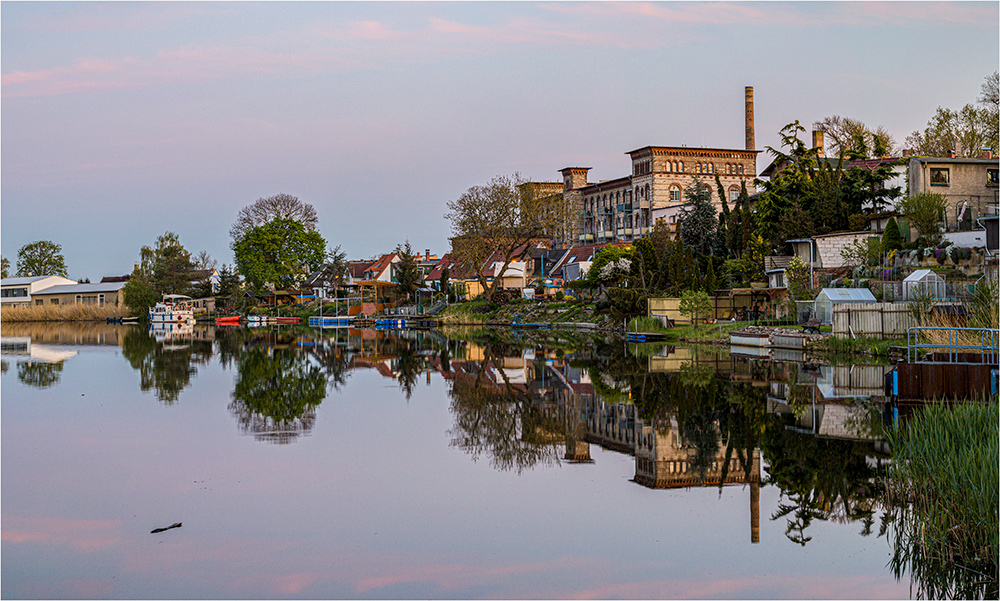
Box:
[903,269,947,301]
[813,288,877,324]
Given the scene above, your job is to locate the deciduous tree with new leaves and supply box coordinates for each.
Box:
[16,240,68,277]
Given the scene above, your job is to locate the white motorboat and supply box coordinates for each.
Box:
[149,294,196,324]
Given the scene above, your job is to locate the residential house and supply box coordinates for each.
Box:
[550,243,617,282]
[189,268,221,294]
[30,281,128,308]
[1,275,77,307]
[363,253,399,283]
[907,151,999,245]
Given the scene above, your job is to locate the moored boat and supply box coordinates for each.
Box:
[149,295,195,324]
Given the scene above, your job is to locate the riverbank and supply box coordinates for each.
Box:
[0,304,122,322]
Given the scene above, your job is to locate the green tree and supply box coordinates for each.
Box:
[786,257,813,301]
[439,264,450,296]
[122,274,159,316]
[138,232,194,296]
[216,264,242,310]
[234,218,327,292]
[230,193,318,249]
[16,240,68,277]
[678,178,718,256]
[17,361,64,388]
[679,289,713,328]
[881,217,903,252]
[393,241,421,300]
[1,256,9,278]
[703,260,718,295]
[906,73,999,156]
[899,192,948,245]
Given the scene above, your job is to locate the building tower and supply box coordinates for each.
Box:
[745,86,755,151]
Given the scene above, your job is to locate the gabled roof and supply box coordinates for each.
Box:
[33,281,127,295]
[424,253,455,282]
[846,157,905,172]
[550,243,617,277]
[348,260,372,280]
[100,275,131,283]
[364,254,398,278]
[2,276,60,286]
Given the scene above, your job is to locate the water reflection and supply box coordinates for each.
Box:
[121,327,213,404]
[4,322,989,597]
[229,345,326,444]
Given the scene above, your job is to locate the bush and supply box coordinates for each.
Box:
[554,290,564,301]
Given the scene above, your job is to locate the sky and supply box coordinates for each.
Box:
[2,1,998,280]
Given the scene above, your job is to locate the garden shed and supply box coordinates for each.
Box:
[903,269,946,301]
[813,288,876,324]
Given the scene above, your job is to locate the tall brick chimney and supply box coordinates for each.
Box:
[812,123,825,158]
[745,86,755,151]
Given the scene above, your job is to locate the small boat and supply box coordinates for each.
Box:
[275,317,300,324]
[149,295,195,325]
[216,316,241,325]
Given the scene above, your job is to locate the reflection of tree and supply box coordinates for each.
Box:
[228,346,326,444]
[309,339,352,391]
[391,338,422,400]
[447,343,561,474]
[761,425,881,545]
[16,361,64,388]
[121,328,213,404]
[2,360,8,374]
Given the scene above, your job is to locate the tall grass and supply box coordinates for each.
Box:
[0,304,122,322]
[885,399,998,598]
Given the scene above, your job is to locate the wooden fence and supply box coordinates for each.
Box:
[832,302,914,339]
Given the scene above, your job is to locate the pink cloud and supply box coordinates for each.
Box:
[2,516,121,552]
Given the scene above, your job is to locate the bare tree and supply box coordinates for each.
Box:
[980,71,999,112]
[192,250,217,272]
[446,173,557,303]
[230,193,318,248]
[818,116,897,158]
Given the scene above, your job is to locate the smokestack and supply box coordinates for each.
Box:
[983,149,993,159]
[745,86,755,151]
[812,123,825,158]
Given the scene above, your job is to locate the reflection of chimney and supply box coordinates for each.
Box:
[812,123,825,158]
[745,86,755,151]
[751,481,760,544]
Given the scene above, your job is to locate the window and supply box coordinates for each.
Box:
[669,185,682,202]
[729,186,740,202]
[679,162,684,172]
[738,165,744,175]
[1,287,27,298]
[35,299,43,306]
[51,298,59,305]
[930,167,950,186]
[988,168,998,186]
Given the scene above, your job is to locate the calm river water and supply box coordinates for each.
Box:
[2,322,915,599]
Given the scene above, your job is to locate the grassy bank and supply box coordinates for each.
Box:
[815,335,907,358]
[885,400,998,598]
[0,304,123,322]
[626,315,747,343]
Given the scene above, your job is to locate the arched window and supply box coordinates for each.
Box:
[679,162,684,173]
[729,186,740,202]
[696,163,701,174]
[738,164,744,175]
[669,184,681,202]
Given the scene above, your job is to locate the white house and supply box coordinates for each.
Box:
[0,275,78,307]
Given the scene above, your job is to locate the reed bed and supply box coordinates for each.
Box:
[0,304,123,322]
[885,399,998,598]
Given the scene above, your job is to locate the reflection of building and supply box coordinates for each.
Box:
[0,337,78,363]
